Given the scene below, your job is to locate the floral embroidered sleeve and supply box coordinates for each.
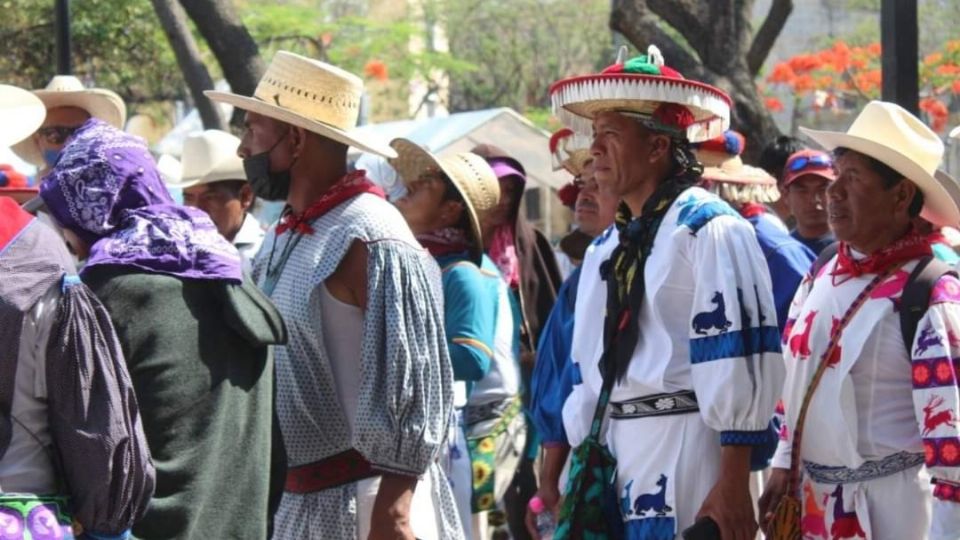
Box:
[687,215,786,444]
[910,275,960,538]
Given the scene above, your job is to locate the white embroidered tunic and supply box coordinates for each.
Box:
[562,187,784,535]
[773,250,960,539]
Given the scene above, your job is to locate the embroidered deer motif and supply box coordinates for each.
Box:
[789,311,817,359]
[922,395,957,436]
[801,482,828,539]
[916,326,942,356]
[692,291,732,335]
[827,317,842,368]
[633,474,672,517]
[829,485,865,539]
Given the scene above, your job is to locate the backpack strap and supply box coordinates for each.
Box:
[899,255,957,358]
[810,242,839,278]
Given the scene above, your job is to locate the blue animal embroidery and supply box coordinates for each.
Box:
[916,325,942,355]
[633,474,672,517]
[692,291,732,335]
[621,479,635,516]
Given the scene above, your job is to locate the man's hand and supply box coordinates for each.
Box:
[368,473,417,540]
[695,446,757,540]
[758,467,790,537]
[525,445,568,538]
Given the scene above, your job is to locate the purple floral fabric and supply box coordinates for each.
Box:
[40,119,242,282]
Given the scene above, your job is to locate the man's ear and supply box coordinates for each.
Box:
[648,133,672,164]
[290,126,309,160]
[239,183,255,210]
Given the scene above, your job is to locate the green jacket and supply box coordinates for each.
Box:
[84,267,287,540]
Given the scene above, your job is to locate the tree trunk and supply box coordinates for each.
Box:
[610,0,793,161]
[178,0,265,128]
[151,0,225,131]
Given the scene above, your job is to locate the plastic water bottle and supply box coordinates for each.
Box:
[528,496,555,540]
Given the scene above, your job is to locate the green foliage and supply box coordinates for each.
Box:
[0,0,183,104]
[437,0,612,113]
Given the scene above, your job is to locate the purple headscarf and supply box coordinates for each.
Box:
[40,119,242,283]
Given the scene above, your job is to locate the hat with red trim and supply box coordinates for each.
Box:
[550,45,731,143]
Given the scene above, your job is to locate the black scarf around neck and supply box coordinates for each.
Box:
[601,143,702,383]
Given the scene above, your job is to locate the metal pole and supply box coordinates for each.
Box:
[55,0,71,75]
[881,0,918,115]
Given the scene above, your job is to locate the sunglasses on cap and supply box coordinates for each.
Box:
[786,153,832,172]
[36,125,81,145]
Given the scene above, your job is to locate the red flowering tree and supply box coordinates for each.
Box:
[764,39,960,134]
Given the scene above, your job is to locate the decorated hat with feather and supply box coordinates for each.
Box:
[694,130,781,205]
[550,45,731,143]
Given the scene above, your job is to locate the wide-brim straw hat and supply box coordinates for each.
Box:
[800,100,959,227]
[167,129,245,190]
[550,45,730,143]
[389,138,500,262]
[206,51,395,159]
[702,156,780,204]
[0,84,45,148]
[12,75,126,166]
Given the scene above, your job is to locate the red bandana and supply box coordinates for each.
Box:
[0,197,34,252]
[833,230,933,278]
[275,170,385,235]
[739,202,766,220]
[416,227,471,257]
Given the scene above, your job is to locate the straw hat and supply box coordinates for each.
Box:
[0,84,45,148]
[550,45,730,143]
[389,138,500,262]
[549,128,592,176]
[695,130,780,204]
[800,100,959,227]
[12,75,126,166]
[166,130,245,190]
[206,51,395,159]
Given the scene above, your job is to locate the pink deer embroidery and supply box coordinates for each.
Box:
[829,485,865,539]
[922,395,957,436]
[789,311,817,359]
[801,482,828,539]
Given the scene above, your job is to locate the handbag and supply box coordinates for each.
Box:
[554,350,624,540]
[768,264,902,539]
[0,413,78,539]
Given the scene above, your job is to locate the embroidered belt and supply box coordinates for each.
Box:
[804,451,925,485]
[285,449,380,493]
[463,396,520,427]
[609,390,699,419]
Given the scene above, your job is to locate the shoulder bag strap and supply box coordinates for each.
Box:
[785,262,905,497]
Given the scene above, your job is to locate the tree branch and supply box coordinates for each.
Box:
[151,0,225,130]
[610,0,703,78]
[646,0,709,58]
[747,0,793,75]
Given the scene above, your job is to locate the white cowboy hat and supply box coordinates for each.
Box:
[165,130,246,190]
[205,51,395,159]
[800,100,960,227]
[11,75,126,166]
[389,138,500,262]
[155,154,182,185]
[0,85,45,148]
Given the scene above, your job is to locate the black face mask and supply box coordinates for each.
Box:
[243,131,293,201]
